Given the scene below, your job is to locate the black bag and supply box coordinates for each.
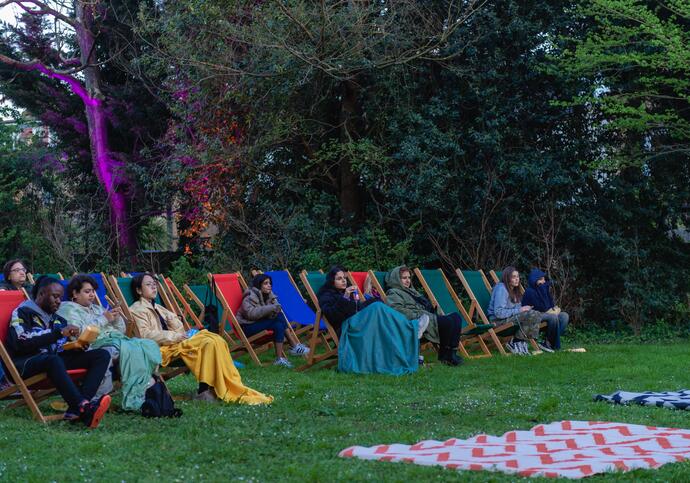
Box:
[141,376,182,418]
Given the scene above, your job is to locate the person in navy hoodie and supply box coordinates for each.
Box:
[521,269,569,351]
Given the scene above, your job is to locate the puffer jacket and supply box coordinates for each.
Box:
[236,287,281,325]
[385,266,440,344]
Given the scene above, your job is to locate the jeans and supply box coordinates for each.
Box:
[17,349,112,412]
[436,313,462,349]
[241,315,287,343]
[541,312,569,349]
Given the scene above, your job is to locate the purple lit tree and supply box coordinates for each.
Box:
[0,1,138,257]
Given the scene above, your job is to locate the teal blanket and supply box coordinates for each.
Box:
[93,333,161,411]
[338,303,419,375]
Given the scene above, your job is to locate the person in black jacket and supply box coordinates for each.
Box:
[7,276,112,428]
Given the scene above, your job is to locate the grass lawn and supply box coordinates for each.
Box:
[1,343,690,481]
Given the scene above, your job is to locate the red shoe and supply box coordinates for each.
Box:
[81,395,111,429]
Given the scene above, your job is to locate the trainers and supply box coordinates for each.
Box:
[80,395,111,429]
[273,357,293,368]
[505,340,521,355]
[417,314,430,339]
[519,341,530,355]
[288,343,310,356]
[537,340,554,353]
[418,355,424,366]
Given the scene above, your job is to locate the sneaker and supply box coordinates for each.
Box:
[519,341,530,355]
[418,355,424,366]
[80,395,111,429]
[537,340,554,353]
[288,343,311,356]
[417,314,430,339]
[505,340,521,355]
[273,357,293,368]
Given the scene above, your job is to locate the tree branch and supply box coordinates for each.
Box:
[0,0,79,29]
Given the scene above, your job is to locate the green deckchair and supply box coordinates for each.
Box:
[298,270,338,371]
[184,283,225,332]
[456,269,539,353]
[413,268,495,358]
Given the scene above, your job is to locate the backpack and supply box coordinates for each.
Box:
[141,376,182,418]
[204,277,221,334]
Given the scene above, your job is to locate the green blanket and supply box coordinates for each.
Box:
[338,303,419,376]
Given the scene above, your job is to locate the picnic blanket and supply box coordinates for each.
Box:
[595,389,690,410]
[339,421,690,479]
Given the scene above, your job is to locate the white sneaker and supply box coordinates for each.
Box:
[505,340,521,354]
[519,341,530,355]
[273,357,293,368]
[417,314,430,339]
[288,343,310,356]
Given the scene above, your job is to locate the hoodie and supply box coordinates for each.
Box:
[7,299,69,367]
[521,269,555,312]
[385,266,440,344]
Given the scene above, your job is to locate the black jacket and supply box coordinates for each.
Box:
[317,287,380,335]
[7,300,68,368]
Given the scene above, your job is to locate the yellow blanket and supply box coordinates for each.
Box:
[160,331,273,405]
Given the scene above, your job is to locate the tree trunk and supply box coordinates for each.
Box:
[76,2,137,261]
[339,79,362,222]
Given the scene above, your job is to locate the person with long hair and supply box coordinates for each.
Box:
[128,273,272,404]
[317,266,428,375]
[385,266,462,366]
[57,274,162,411]
[487,266,543,355]
[237,273,310,368]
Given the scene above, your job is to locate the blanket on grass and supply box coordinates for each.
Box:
[595,389,690,410]
[339,421,690,479]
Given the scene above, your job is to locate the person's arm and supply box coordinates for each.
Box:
[242,297,277,321]
[521,289,536,308]
[7,308,63,356]
[319,290,356,319]
[492,285,522,319]
[385,291,423,320]
[131,308,183,346]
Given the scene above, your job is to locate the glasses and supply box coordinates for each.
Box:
[10,268,27,273]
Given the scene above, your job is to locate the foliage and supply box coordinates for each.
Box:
[3,345,690,480]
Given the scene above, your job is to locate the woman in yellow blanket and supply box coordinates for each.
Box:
[128,273,272,405]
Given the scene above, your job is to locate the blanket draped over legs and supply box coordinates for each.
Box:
[160,330,273,405]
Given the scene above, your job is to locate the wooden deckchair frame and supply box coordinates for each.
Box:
[366,270,388,303]
[164,278,203,329]
[0,291,88,423]
[297,270,339,371]
[208,272,275,366]
[413,268,494,358]
[456,269,539,352]
[27,272,64,285]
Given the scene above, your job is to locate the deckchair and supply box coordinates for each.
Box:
[367,270,388,302]
[163,277,204,330]
[0,291,88,423]
[27,272,64,285]
[209,273,275,366]
[298,270,339,370]
[184,283,224,331]
[413,269,497,358]
[456,269,539,352]
[150,274,192,331]
[348,271,382,301]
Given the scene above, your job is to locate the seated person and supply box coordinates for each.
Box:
[57,274,162,411]
[385,266,463,366]
[237,274,310,368]
[317,266,428,375]
[128,273,272,404]
[7,276,112,428]
[521,269,569,351]
[0,259,33,293]
[487,266,543,355]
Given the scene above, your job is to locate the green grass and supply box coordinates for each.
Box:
[2,343,690,481]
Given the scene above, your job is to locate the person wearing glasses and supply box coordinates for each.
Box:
[0,259,33,293]
[128,273,272,405]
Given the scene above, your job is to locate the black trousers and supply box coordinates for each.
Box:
[437,313,462,349]
[17,349,111,412]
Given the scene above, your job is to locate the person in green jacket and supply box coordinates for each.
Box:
[386,266,463,366]
[57,274,162,411]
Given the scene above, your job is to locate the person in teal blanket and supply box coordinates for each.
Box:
[57,274,162,411]
[317,266,428,375]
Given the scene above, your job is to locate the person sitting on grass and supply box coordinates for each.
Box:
[521,268,569,351]
[7,276,112,428]
[129,273,272,404]
[237,274,310,368]
[385,266,463,367]
[486,266,544,355]
[0,259,33,293]
[57,274,162,411]
[317,266,428,375]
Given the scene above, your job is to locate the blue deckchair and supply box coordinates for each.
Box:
[58,274,110,308]
[265,271,327,331]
